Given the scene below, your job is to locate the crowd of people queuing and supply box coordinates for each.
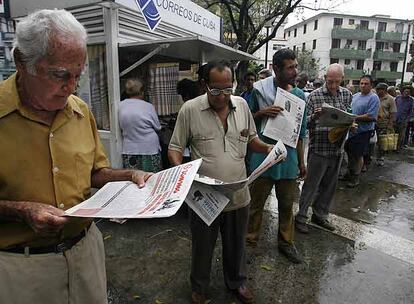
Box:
[1,8,414,304]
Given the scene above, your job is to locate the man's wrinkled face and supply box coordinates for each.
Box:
[205,66,233,111]
[274,59,298,86]
[245,75,256,91]
[18,36,86,112]
[359,77,372,95]
[324,72,343,93]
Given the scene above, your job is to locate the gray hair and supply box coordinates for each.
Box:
[125,79,144,97]
[13,9,87,74]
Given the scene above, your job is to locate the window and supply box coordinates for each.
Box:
[349,19,355,25]
[313,39,317,49]
[314,19,318,30]
[333,18,343,27]
[345,39,352,48]
[360,20,369,30]
[378,22,387,32]
[330,58,339,64]
[294,28,297,37]
[357,60,364,70]
[396,23,404,33]
[332,39,341,49]
[302,42,306,51]
[373,61,382,71]
[284,32,286,39]
[293,45,296,51]
[358,40,367,50]
[352,80,360,85]
[288,31,291,37]
[392,43,401,53]
[345,59,351,65]
[390,62,398,72]
[303,24,307,34]
[376,42,385,51]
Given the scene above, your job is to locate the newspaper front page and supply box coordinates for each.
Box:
[318,102,356,127]
[65,159,202,219]
[187,142,287,225]
[263,88,306,148]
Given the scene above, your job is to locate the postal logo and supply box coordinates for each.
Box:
[135,0,162,31]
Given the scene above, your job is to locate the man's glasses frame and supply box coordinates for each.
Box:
[206,84,233,96]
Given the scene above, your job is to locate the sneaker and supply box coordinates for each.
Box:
[376,158,384,167]
[278,243,303,264]
[295,220,309,234]
[311,215,335,231]
[346,175,360,188]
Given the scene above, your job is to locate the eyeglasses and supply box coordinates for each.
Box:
[206,84,233,96]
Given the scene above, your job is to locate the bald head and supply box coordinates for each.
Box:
[324,63,344,94]
[326,63,344,77]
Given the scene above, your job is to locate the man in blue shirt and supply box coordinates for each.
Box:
[344,75,379,187]
[240,71,257,106]
[246,49,307,264]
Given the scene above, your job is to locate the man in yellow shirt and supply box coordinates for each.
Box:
[0,9,151,304]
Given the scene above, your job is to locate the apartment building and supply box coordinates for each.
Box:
[0,0,15,81]
[284,13,414,86]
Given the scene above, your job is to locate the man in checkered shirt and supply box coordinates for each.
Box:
[295,64,352,233]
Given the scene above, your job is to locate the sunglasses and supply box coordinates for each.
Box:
[206,84,233,96]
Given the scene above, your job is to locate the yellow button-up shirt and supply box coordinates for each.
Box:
[169,94,257,212]
[0,73,110,249]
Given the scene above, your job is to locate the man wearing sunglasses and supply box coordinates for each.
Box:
[0,10,152,303]
[246,49,307,264]
[169,61,273,304]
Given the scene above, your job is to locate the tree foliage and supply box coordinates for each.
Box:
[296,49,320,79]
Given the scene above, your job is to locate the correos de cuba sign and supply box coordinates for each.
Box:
[117,0,221,41]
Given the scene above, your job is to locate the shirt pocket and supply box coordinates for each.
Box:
[227,135,249,159]
[192,135,217,157]
[75,151,95,198]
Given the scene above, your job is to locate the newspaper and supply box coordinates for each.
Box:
[318,103,356,127]
[263,88,306,148]
[65,159,202,219]
[187,142,287,225]
[185,183,230,226]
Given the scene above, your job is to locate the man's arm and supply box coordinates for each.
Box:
[296,139,306,179]
[91,167,153,189]
[168,149,184,166]
[248,137,273,154]
[355,113,376,122]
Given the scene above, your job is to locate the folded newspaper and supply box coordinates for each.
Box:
[65,159,202,219]
[318,103,356,127]
[186,141,288,226]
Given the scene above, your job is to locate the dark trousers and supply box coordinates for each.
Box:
[297,152,342,222]
[190,206,249,294]
[247,177,298,245]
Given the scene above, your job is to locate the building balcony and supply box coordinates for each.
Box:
[331,28,374,40]
[330,48,371,60]
[373,50,405,61]
[375,31,403,42]
[371,70,402,80]
[344,69,365,79]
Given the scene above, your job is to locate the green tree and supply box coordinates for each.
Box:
[296,49,320,80]
[194,0,345,87]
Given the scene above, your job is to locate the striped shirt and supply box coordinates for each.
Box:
[307,85,352,157]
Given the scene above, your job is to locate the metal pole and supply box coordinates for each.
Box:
[265,26,269,68]
[402,23,411,83]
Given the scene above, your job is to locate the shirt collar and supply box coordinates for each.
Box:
[322,84,341,96]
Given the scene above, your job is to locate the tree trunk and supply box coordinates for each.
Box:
[235,60,249,95]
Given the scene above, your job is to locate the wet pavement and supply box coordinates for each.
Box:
[100,145,414,304]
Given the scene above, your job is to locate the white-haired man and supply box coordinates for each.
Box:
[295,64,352,233]
[0,9,151,303]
